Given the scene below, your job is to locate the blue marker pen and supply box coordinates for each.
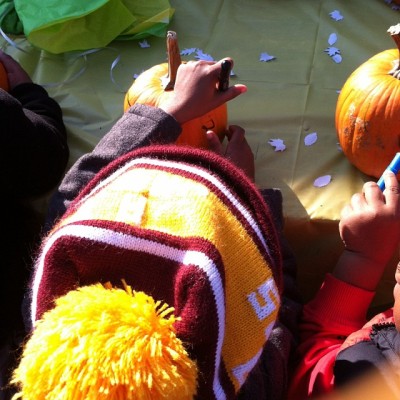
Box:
[377,152,400,191]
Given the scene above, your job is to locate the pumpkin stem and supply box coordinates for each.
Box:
[388,24,400,79]
[163,31,181,91]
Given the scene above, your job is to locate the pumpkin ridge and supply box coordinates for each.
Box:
[335,24,400,178]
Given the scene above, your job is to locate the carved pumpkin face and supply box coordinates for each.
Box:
[124,32,227,149]
[0,62,9,91]
[335,24,400,178]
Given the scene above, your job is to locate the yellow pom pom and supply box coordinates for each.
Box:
[12,283,198,400]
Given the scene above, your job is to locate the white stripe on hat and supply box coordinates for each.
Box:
[77,157,273,263]
[31,223,227,400]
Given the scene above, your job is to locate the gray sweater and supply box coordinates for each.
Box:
[46,104,181,228]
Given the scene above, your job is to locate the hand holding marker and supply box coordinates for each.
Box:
[377,152,400,191]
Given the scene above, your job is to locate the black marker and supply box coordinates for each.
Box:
[217,60,232,92]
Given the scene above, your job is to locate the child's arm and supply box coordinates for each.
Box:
[0,50,65,129]
[334,171,400,291]
[289,172,400,399]
[159,58,246,125]
[0,50,68,198]
[45,58,247,228]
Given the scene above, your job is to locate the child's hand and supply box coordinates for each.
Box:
[0,50,32,90]
[206,125,255,181]
[159,58,247,125]
[339,171,400,266]
[333,171,400,291]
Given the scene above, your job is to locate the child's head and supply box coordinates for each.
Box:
[13,145,283,399]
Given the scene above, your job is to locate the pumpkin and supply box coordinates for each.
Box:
[335,23,400,179]
[124,31,227,148]
[0,61,9,91]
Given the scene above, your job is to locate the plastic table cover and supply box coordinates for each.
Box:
[4,0,399,306]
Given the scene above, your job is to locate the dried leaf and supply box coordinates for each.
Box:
[268,138,286,152]
[195,49,214,61]
[332,54,342,63]
[314,175,332,188]
[181,48,197,56]
[329,10,344,21]
[328,33,337,45]
[139,40,150,48]
[324,46,341,56]
[260,52,276,62]
[385,0,400,10]
[304,132,318,146]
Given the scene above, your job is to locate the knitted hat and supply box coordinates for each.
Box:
[14,145,283,399]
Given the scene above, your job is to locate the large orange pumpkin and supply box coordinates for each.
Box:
[124,31,227,148]
[335,23,400,179]
[0,61,9,91]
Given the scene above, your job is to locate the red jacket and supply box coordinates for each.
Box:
[288,273,395,399]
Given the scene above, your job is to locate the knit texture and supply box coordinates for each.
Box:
[13,283,198,400]
[26,145,283,399]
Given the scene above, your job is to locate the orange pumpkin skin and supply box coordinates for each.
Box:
[335,48,400,178]
[124,64,227,149]
[0,61,9,91]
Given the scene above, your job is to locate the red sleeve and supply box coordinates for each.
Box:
[288,274,375,399]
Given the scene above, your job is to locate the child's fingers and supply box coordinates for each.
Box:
[350,192,367,210]
[382,170,400,208]
[362,181,384,205]
[206,130,223,155]
[340,203,353,219]
[225,124,245,142]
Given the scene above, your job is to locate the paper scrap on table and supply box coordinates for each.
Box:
[304,132,318,146]
[268,138,286,152]
[314,175,332,187]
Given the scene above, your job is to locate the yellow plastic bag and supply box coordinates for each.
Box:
[13,0,174,54]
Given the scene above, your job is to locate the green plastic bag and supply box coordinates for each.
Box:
[0,0,23,34]
[9,0,174,54]
[116,0,176,41]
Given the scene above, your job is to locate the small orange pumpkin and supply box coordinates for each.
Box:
[335,23,400,179]
[124,31,227,148]
[0,61,9,91]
